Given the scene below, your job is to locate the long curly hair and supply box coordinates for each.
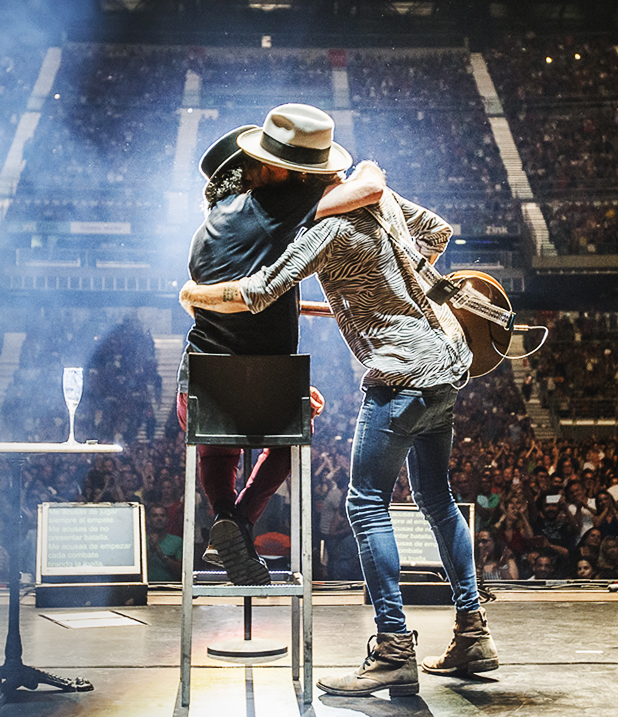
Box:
[203,167,245,210]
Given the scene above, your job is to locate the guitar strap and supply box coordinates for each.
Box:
[364,203,516,331]
[363,205,445,333]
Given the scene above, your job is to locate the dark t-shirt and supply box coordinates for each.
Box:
[177,181,324,391]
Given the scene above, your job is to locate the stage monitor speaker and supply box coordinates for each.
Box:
[388,503,474,605]
[389,503,474,569]
[35,502,148,607]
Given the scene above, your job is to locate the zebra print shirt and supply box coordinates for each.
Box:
[240,189,473,389]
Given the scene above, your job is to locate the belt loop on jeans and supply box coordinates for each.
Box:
[391,384,421,395]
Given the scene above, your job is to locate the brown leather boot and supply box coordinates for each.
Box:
[317,631,419,697]
[421,607,499,675]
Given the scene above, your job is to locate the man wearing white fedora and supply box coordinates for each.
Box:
[179,113,500,695]
[176,103,385,586]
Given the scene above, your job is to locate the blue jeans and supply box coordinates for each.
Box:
[346,384,480,634]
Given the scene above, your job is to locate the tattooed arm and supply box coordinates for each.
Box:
[179,279,249,317]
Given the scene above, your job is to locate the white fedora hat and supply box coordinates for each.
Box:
[237,103,352,174]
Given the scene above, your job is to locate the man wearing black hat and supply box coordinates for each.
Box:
[176,104,384,585]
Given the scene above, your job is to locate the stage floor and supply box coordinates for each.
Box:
[0,587,616,716]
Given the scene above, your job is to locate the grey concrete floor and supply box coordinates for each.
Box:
[0,590,616,716]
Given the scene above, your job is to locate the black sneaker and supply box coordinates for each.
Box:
[209,515,271,585]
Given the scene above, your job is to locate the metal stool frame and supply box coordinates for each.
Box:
[180,354,313,707]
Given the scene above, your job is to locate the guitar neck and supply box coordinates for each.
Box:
[300,300,333,317]
[451,290,514,329]
[300,293,512,328]
[363,204,515,332]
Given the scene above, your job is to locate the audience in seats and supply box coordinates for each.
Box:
[486,34,618,256]
[523,311,618,420]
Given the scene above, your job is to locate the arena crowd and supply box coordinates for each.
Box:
[1,310,616,585]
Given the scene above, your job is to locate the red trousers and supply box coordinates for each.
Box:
[176,392,291,525]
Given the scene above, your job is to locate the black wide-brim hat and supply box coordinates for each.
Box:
[199,124,259,181]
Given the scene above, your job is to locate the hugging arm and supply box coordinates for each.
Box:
[315,161,385,219]
[179,279,248,316]
[180,216,342,317]
[178,162,382,318]
[391,190,453,264]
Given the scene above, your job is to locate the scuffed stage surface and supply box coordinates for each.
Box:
[0,589,616,716]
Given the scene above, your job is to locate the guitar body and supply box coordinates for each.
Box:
[446,270,513,378]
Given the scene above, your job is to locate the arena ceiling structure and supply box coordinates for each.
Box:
[3,1,618,47]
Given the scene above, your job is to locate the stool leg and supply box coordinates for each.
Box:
[290,446,301,681]
[181,444,197,707]
[291,596,300,681]
[301,445,313,704]
[244,597,252,641]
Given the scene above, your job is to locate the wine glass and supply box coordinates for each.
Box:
[63,367,83,444]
